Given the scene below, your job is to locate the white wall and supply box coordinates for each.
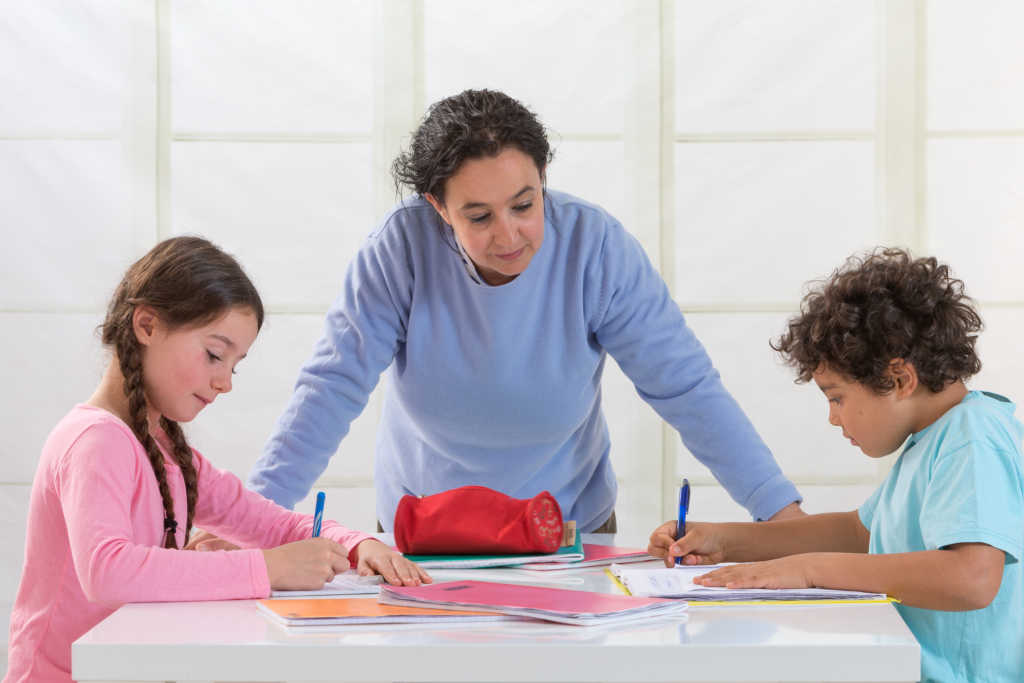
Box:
[1,0,1022,672]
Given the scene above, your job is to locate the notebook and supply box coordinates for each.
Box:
[379,580,688,626]
[403,532,585,569]
[610,563,889,603]
[257,597,514,630]
[269,571,381,598]
[515,544,655,571]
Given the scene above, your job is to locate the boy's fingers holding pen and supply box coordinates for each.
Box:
[666,523,725,567]
[647,520,679,558]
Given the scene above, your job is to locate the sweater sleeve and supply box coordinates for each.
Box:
[194,451,373,561]
[57,424,272,604]
[588,218,801,520]
[247,219,412,508]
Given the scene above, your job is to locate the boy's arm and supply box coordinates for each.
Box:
[650,510,869,564]
[696,543,1005,611]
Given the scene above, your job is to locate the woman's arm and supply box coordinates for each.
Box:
[589,219,801,522]
[247,224,411,509]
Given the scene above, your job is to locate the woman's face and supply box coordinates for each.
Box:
[425,147,544,286]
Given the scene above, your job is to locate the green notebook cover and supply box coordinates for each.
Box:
[404,530,584,569]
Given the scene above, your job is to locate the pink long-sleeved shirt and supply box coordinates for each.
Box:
[5,405,372,683]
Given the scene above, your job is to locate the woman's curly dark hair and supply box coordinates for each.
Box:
[391,89,553,204]
[772,248,982,394]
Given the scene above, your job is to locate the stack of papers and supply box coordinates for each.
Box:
[257,597,514,631]
[610,564,888,602]
[379,579,688,626]
[403,534,585,569]
[516,544,654,571]
[270,571,381,597]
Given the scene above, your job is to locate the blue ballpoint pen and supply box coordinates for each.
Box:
[312,491,325,538]
[674,478,690,566]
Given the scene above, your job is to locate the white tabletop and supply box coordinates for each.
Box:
[72,536,920,682]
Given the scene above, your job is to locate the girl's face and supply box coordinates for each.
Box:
[425,146,545,286]
[138,306,259,424]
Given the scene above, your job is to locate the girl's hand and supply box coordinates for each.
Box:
[693,555,815,589]
[648,520,728,567]
[261,538,351,590]
[185,529,240,552]
[353,539,432,586]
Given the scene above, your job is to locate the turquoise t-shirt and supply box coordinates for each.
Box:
[859,391,1024,683]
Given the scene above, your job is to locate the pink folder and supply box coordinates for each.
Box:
[516,544,654,570]
[379,580,687,626]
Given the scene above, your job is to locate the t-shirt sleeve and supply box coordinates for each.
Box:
[918,440,1024,564]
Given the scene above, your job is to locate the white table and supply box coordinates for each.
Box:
[73,537,920,682]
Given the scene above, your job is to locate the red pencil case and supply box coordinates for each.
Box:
[393,486,564,555]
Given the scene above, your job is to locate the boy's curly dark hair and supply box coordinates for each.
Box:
[391,89,553,204]
[772,248,982,394]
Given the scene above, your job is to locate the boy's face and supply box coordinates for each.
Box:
[813,366,914,458]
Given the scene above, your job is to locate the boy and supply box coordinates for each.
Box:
[649,249,1023,683]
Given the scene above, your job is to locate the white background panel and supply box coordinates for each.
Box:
[0,314,106,482]
[612,477,665,543]
[294,485,377,532]
[972,305,1024,401]
[674,0,874,133]
[0,140,132,311]
[927,0,1024,130]
[0,487,31,609]
[684,484,878,524]
[185,314,380,483]
[424,0,627,135]
[678,312,879,482]
[926,139,1024,302]
[0,2,128,132]
[171,141,375,310]
[674,141,876,305]
[545,141,629,243]
[170,0,373,133]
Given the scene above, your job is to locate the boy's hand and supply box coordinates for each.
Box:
[261,537,351,590]
[648,520,727,567]
[693,555,815,589]
[353,539,432,587]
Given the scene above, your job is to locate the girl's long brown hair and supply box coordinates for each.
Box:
[100,236,264,548]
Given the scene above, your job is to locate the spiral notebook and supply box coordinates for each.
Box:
[257,597,514,630]
[610,563,890,603]
[270,571,381,597]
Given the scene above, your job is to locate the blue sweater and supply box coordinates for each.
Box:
[248,190,800,530]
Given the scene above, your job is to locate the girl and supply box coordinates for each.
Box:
[5,236,430,683]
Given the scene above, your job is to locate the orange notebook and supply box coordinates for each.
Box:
[257,597,513,630]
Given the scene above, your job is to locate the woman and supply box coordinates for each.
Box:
[246,89,803,532]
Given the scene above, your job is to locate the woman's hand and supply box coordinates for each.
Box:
[184,529,240,552]
[692,554,816,589]
[648,520,729,567]
[261,538,351,590]
[353,539,432,586]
